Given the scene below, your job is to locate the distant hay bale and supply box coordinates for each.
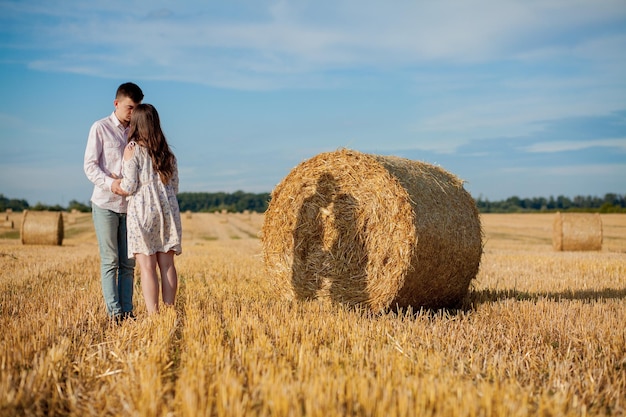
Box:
[185,210,192,219]
[1,220,14,229]
[552,212,602,251]
[261,149,483,311]
[20,210,64,245]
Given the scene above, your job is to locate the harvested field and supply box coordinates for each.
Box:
[0,212,624,416]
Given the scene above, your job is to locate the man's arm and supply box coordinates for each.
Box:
[84,123,115,191]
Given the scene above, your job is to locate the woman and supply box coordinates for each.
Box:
[120,103,182,314]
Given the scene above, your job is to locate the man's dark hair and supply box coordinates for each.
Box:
[116,82,144,103]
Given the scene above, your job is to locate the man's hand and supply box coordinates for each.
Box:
[111,178,129,196]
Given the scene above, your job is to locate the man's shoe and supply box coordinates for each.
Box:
[122,311,136,321]
[111,313,124,325]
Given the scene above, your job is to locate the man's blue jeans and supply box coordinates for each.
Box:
[92,203,135,317]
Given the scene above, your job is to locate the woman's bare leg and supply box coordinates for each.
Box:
[157,251,178,306]
[135,253,160,314]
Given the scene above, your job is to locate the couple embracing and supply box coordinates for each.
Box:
[84,82,182,322]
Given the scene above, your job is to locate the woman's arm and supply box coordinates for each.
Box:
[120,142,140,195]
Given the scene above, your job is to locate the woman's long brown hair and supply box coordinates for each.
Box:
[128,104,175,185]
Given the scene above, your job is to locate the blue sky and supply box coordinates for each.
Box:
[0,0,625,206]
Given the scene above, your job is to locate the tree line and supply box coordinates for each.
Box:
[476,193,626,213]
[0,192,271,214]
[176,191,270,213]
[1,192,624,214]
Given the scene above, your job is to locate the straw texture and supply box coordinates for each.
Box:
[552,212,602,251]
[21,210,64,245]
[261,149,483,311]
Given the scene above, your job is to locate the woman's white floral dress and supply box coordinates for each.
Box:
[121,142,182,258]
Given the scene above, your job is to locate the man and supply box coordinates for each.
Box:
[84,82,144,322]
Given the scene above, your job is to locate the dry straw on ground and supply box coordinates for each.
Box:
[552,212,603,251]
[20,210,64,246]
[262,149,483,311]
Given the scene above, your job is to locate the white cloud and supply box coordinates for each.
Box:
[500,163,626,176]
[524,138,626,153]
[5,0,626,89]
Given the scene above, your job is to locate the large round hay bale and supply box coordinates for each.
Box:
[261,149,483,311]
[20,210,64,245]
[552,212,602,251]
